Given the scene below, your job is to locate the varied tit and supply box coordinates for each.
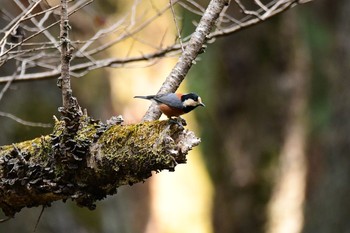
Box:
[134,92,205,118]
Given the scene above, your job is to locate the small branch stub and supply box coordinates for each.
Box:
[59,1,74,112]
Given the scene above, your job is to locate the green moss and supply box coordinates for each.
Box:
[0,115,196,217]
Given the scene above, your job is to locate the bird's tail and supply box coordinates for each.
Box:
[134,95,155,100]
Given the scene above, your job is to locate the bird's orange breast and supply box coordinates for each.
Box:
[159,104,184,117]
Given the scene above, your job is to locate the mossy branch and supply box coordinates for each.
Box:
[0,115,200,217]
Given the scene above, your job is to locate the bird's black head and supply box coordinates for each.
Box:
[181,93,205,113]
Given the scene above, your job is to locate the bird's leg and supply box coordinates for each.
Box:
[168,117,179,125]
[168,116,187,127]
[177,116,187,126]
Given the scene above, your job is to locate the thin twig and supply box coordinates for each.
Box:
[33,206,45,232]
[0,217,11,223]
[13,0,60,51]
[170,0,184,52]
[0,0,42,54]
[0,0,92,60]
[254,0,269,12]
[234,0,263,20]
[0,111,52,128]
[82,0,180,56]
[0,0,311,84]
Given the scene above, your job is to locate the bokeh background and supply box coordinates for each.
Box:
[0,0,348,232]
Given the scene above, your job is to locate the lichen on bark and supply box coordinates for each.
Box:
[0,115,200,217]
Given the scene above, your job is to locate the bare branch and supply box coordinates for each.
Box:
[0,43,182,83]
[235,0,263,20]
[142,0,229,121]
[80,1,180,57]
[0,0,312,85]
[209,0,301,39]
[58,0,74,110]
[170,0,184,52]
[13,0,60,51]
[255,0,269,12]
[0,111,52,128]
[0,0,42,53]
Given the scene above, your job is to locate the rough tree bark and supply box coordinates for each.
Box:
[303,1,350,232]
[0,116,199,217]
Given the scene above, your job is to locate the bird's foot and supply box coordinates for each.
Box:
[168,117,187,128]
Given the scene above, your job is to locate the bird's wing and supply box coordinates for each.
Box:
[154,93,183,109]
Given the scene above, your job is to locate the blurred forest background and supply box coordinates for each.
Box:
[0,0,348,232]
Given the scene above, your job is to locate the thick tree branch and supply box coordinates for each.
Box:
[0,116,200,217]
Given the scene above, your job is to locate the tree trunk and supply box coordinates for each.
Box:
[201,8,310,233]
[303,1,350,232]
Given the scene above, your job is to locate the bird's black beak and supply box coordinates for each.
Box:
[199,102,205,107]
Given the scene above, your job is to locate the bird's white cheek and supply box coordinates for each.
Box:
[183,98,196,107]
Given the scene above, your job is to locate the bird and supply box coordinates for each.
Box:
[134,92,205,118]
